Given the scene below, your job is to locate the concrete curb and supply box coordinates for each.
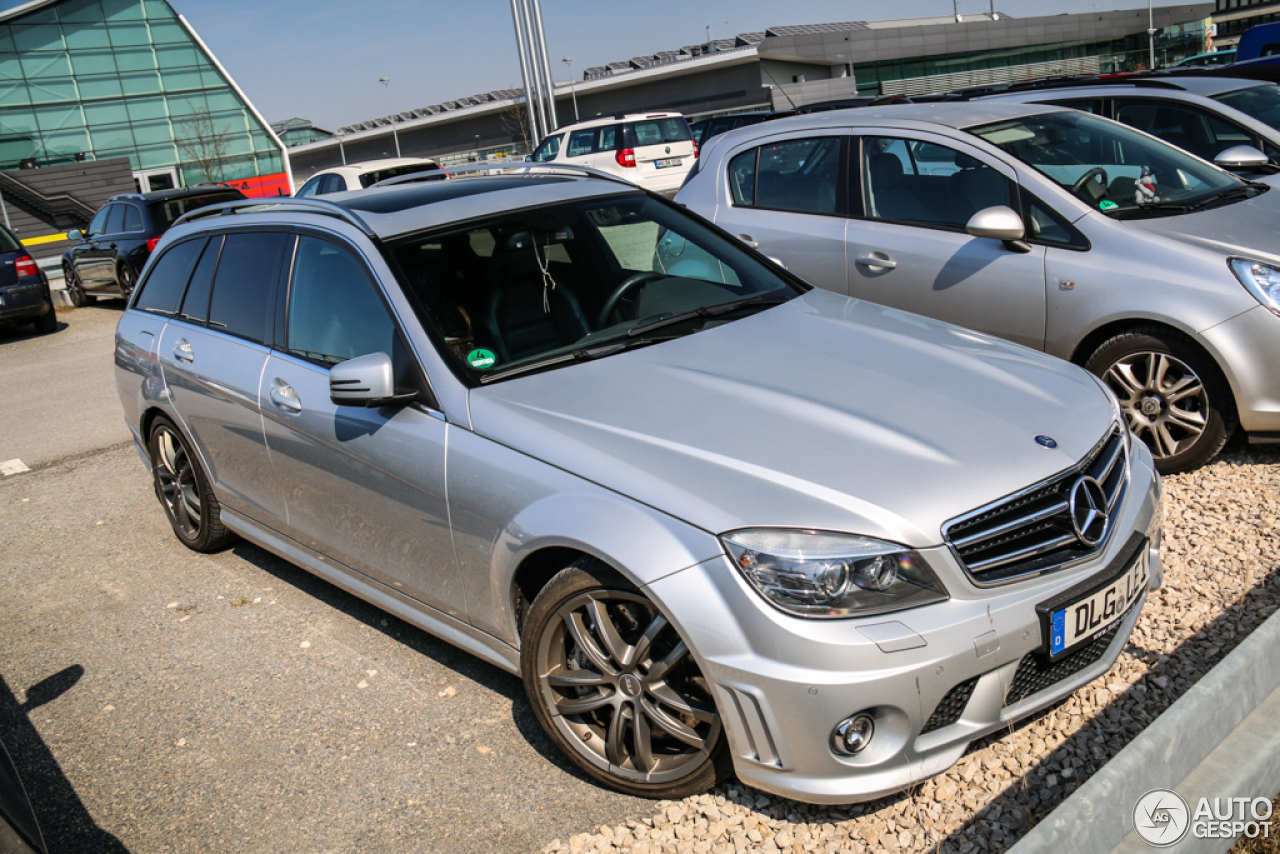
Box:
[1007,607,1280,854]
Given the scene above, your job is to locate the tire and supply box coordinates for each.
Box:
[147,416,235,552]
[32,307,56,334]
[521,558,732,799]
[64,267,93,307]
[117,264,136,300]
[1084,326,1235,475]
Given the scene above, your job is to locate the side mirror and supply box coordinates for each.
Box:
[329,352,416,407]
[524,155,533,162]
[1214,144,1273,172]
[67,229,83,241]
[966,205,1032,253]
[766,256,788,270]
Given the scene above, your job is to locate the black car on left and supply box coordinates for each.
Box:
[0,223,55,335]
[61,184,245,306]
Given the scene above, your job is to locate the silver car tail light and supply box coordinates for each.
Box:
[943,426,1128,586]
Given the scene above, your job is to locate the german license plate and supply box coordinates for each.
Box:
[654,158,682,169]
[1048,547,1149,658]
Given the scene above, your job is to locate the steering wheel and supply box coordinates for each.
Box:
[1071,167,1110,202]
[596,271,664,327]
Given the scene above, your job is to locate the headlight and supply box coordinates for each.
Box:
[1090,374,1132,456]
[1229,258,1280,317]
[720,529,948,619]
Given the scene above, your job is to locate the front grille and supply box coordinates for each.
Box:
[943,427,1128,585]
[1003,599,1137,706]
[921,676,979,733]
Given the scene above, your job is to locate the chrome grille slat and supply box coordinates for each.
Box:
[951,499,1069,549]
[943,427,1129,585]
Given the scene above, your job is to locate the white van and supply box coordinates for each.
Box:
[530,112,697,193]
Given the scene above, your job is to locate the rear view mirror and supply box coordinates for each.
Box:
[66,229,83,241]
[1214,145,1273,172]
[329,352,416,407]
[966,205,1032,253]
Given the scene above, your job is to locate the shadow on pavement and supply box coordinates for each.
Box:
[0,665,130,853]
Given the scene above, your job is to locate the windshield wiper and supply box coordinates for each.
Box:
[626,293,792,338]
[477,335,678,383]
[1108,183,1266,218]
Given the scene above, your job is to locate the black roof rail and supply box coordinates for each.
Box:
[369,161,639,191]
[170,197,376,236]
[1000,74,1186,93]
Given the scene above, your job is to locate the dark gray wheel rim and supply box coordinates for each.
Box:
[534,590,720,785]
[65,269,84,304]
[154,426,201,538]
[119,266,134,297]
[1103,351,1207,459]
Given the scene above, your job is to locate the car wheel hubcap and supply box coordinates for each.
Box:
[1103,351,1207,459]
[154,428,201,537]
[535,590,719,784]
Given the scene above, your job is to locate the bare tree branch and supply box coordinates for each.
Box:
[174,102,231,185]
[499,92,534,153]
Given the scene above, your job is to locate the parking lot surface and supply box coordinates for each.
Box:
[2,307,1278,853]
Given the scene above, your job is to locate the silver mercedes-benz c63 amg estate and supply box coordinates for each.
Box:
[113,166,1161,804]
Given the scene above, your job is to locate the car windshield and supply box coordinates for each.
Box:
[1212,84,1280,131]
[147,191,244,232]
[389,192,800,383]
[968,110,1245,217]
[360,163,441,188]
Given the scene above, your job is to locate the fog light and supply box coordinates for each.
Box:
[831,712,875,755]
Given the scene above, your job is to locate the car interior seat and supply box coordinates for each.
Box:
[481,230,591,363]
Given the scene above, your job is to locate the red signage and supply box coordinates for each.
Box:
[234,171,293,198]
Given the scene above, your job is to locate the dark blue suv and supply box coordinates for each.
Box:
[0,222,54,335]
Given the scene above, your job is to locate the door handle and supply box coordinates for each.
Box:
[172,339,194,362]
[855,253,898,271]
[736,234,759,249]
[270,381,302,413]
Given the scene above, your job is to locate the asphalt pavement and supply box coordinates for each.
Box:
[0,305,648,853]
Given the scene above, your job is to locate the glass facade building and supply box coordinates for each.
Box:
[0,0,288,196]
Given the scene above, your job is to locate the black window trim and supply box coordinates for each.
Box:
[1017,187,1092,252]
[277,225,441,411]
[725,133,851,219]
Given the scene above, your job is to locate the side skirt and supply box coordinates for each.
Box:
[220,507,521,675]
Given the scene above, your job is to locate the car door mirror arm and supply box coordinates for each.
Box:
[1002,238,1033,254]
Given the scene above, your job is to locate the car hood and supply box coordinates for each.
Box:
[1124,186,1280,264]
[468,290,1115,548]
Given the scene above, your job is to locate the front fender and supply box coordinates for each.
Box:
[445,426,722,646]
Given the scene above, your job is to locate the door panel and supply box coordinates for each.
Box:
[259,354,464,616]
[158,319,283,521]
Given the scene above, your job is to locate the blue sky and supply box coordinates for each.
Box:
[174,0,1198,131]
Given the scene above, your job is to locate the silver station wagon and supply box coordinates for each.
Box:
[678,102,1280,473]
[114,168,1161,804]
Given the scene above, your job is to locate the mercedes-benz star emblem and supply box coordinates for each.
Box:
[1069,476,1109,546]
[664,146,671,154]
[1035,435,1057,449]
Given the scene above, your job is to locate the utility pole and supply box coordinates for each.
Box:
[563,57,579,122]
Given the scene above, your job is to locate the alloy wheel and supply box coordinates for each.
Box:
[1103,351,1207,459]
[153,425,202,539]
[533,590,720,785]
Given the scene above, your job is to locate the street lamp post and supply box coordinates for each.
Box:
[560,57,581,121]
[379,76,401,158]
[1148,0,1156,70]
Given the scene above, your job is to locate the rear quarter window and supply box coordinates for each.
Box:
[133,238,207,314]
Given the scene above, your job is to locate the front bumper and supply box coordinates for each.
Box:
[1198,305,1280,434]
[646,442,1162,804]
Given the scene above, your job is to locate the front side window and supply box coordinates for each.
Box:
[390,193,800,383]
[969,111,1247,217]
[87,206,109,237]
[863,136,1011,228]
[286,236,397,366]
[531,134,562,162]
[1212,84,1280,139]
[206,232,290,343]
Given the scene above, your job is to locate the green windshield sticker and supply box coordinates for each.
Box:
[1099,200,1118,211]
[466,349,496,370]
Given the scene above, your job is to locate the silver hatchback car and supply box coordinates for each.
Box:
[678,102,1280,473]
[114,169,1160,804]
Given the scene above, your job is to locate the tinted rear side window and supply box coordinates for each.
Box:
[0,228,21,253]
[180,235,221,323]
[104,204,125,235]
[207,232,290,343]
[133,238,206,314]
[124,204,143,232]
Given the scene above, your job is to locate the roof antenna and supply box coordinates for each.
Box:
[759,63,798,110]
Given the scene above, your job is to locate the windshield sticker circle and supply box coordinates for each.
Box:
[1099,200,1118,211]
[467,349,497,370]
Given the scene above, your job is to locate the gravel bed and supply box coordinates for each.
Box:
[544,445,1280,854]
